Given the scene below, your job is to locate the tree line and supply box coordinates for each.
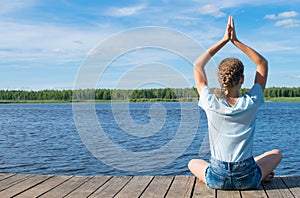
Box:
[0,87,299,101]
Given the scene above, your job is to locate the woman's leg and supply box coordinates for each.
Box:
[188,159,209,183]
[254,149,283,182]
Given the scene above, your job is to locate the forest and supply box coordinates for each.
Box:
[0,87,299,102]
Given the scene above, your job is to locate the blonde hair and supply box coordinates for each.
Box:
[218,57,244,97]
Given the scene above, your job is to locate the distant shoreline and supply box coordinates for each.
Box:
[1,87,299,103]
[1,97,300,104]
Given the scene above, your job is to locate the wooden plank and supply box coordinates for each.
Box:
[115,176,153,198]
[0,173,14,181]
[192,179,215,198]
[140,176,174,198]
[89,176,132,198]
[217,190,241,198]
[165,175,195,198]
[0,174,51,197]
[0,174,33,192]
[263,177,294,198]
[240,185,267,198]
[281,176,300,197]
[14,175,72,197]
[0,173,299,197]
[65,176,112,198]
[39,176,90,197]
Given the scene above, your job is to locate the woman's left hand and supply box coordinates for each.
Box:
[223,16,233,42]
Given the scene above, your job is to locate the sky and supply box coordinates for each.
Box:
[1,0,300,90]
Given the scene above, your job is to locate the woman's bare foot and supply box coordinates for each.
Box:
[262,172,275,182]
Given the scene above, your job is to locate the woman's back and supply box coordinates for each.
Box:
[199,84,264,162]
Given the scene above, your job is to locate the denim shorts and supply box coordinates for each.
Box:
[205,157,262,190]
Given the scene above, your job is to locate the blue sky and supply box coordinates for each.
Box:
[1,0,300,90]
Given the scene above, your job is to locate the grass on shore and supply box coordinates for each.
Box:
[264,97,300,102]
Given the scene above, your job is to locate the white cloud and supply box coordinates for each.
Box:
[275,19,300,28]
[197,4,226,18]
[264,14,277,20]
[192,0,248,8]
[264,11,299,28]
[254,40,295,53]
[0,0,36,15]
[265,11,298,20]
[73,40,84,45]
[53,48,66,53]
[105,4,146,17]
[193,0,285,13]
[0,20,115,68]
[278,11,298,18]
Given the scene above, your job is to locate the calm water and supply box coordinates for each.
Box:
[0,102,299,176]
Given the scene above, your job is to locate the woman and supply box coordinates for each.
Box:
[188,16,282,189]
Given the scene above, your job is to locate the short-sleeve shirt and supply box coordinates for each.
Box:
[198,84,264,162]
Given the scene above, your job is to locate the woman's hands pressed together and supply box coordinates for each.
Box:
[223,16,238,43]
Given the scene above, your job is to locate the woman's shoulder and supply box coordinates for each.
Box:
[247,84,263,96]
[198,86,219,108]
[243,84,264,106]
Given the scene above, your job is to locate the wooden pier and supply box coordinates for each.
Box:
[0,173,299,197]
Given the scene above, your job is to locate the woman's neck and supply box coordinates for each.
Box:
[225,88,240,107]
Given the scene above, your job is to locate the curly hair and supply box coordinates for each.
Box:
[218,57,244,97]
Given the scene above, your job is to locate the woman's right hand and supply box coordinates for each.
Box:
[223,16,232,42]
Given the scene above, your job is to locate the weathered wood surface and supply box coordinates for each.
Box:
[0,173,299,197]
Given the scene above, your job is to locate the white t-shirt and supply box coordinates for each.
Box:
[198,84,264,162]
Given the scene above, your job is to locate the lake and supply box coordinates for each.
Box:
[0,102,299,176]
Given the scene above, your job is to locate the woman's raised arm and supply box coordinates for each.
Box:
[193,16,232,95]
[230,17,268,91]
